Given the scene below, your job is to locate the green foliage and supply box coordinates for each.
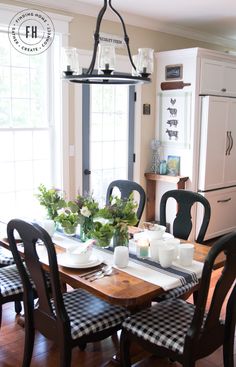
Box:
[36,184,65,220]
[89,222,114,247]
[96,194,138,246]
[97,194,138,228]
[55,207,79,232]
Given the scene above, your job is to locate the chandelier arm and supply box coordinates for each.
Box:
[86,0,108,75]
[108,0,137,71]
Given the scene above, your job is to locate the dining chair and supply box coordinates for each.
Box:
[121,230,236,367]
[0,264,23,326]
[159,189,211,243]
[0,243,23,317]
[106,179,146,225]
[155,189,211,302]
[7,219,130,367]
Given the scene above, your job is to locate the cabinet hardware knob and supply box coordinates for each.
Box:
[84,169,91,175]
[217,198,231,203]
[221,88,227,92]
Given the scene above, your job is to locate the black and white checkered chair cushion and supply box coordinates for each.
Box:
[0,264,51,298]
[155,281,198,301]
[0,264,23,297]
[123,299,198,354]
[0,247,15,266]
[50,288,130,340]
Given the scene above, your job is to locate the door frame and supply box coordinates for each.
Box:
[82,83,135,194]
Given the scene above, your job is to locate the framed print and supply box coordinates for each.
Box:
[158,91,192,148]
[165,64,183,80]
[167,155,180,176]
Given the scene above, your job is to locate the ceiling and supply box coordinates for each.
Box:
[14,0,236,48]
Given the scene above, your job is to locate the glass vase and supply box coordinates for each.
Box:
[112,227,129,248]
[63,225,77,237]
[80,218,94,242]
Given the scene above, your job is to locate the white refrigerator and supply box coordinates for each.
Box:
[196,95,236,239]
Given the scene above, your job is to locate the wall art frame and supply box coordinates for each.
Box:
[158,91,192,148]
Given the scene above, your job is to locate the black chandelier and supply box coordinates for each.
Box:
[62,0,153,85]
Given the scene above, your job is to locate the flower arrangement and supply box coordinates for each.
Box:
[55,207,80,236]
[97,194,138,246]
[89,220,114,248]
[36,184,65,221]
[68,193,99,241]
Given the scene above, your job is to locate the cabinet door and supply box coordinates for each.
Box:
[200,59,224,95]
[223,63,236,96]
[200,58,236,97]
[198,96,228,191]
[224,100,236,185]
[196,189,236,240]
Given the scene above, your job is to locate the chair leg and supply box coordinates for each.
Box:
[223,320,235,367]
[59,344,72,367]
[14,300,22,314]
[0,304,2,328]
[193,290,199,305]
[120,329,132,367]
[22,316,35,367]
[78,341,86,351]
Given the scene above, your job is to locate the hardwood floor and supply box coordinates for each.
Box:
[0,269,235,367]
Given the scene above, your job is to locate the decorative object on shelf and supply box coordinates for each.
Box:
[36,184,65,221]
[161,81,191,90]
[167,155,180,176]
[150,139,162,174]
[98,194,138,247]
[55,207,79,237]
[159,160,167,175]
[62,0,153,85]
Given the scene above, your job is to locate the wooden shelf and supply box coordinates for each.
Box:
[144,173,189,222]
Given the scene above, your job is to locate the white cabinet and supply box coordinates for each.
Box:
[198,96,236,191]
[196,188,236,240]
[200,58,236,97]
[156,47,236,240]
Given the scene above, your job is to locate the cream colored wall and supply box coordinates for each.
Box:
[2,0,232,200]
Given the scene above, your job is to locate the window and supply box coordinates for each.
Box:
[0,30,62,219]
[82,83,135,205]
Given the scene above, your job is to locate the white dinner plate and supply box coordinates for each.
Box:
[57,254,103,269]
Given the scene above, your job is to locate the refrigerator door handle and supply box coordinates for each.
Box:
[229,131,233,155]
[225,131,230,155]
[217,198,231,203]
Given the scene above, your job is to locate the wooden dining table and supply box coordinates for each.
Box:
[0,232,225,312]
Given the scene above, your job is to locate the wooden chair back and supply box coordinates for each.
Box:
[106,179,146,225]
[160,189,211,243]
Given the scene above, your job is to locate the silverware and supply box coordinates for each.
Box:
[80,264,108,280]
[89,266,114,282]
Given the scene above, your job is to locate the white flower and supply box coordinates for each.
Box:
[57,208,65,216]
[80,206,91,218]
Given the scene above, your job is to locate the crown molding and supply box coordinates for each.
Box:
[10,0,236,49]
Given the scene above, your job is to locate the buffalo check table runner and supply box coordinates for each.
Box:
[53,233,203,292]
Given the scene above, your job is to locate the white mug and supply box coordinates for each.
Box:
[149,239,165,261]
[179,243,194,267]
[158,244,174,268]
[114,246,129,268]
[164,238,181,259]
